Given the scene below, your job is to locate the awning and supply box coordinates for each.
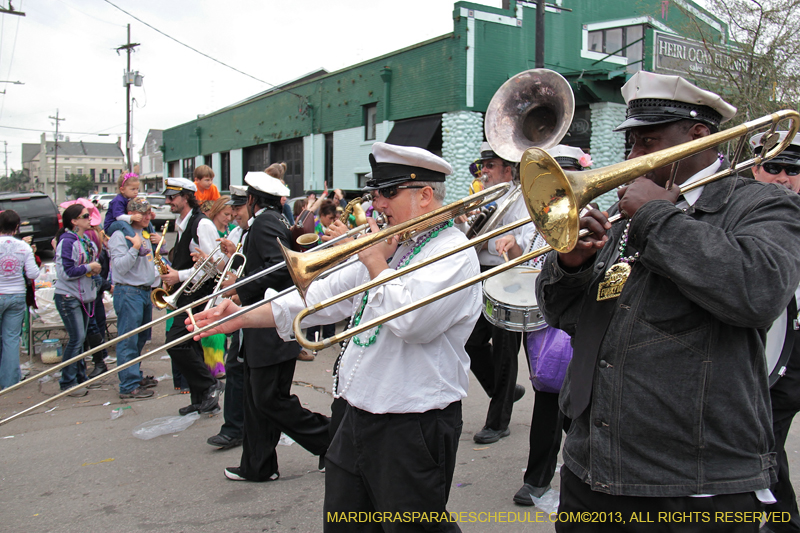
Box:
[385,114,442,149]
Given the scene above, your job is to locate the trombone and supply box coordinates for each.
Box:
[0,221,372,399]
[289,109,800,350]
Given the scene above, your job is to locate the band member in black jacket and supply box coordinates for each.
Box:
[161,177,223,415]
[223,171,330,483]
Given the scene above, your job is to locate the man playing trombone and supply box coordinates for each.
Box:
[537,71,800,532]
[189,143,480,531]
[160,177,225,415]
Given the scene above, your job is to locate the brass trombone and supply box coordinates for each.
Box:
[289,109,800,350]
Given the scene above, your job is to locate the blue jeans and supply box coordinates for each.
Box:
[55,294,92,390]
[0,293,26,389]
[113,284,152,393]
[107,220,155,248]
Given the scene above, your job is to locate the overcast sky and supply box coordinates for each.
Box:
[0,0,503,175]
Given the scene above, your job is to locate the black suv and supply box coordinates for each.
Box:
[0,192,61,250]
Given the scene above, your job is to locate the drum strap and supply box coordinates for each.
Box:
[568,247,622,420]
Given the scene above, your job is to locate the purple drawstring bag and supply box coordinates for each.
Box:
[526,326,573,394]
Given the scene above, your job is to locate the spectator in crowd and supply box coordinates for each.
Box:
[194,165,220,205]
[0,209,39,389]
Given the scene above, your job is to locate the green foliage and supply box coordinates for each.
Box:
[65,173,95,199]
[0,169,30,192]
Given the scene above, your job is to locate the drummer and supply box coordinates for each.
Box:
[495,145,591,506]
[459,141,528,444]
[750,130,800,533]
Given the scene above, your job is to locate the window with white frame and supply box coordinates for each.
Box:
[581,18,664,72]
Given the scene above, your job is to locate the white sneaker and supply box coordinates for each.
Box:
[104,356,116,364]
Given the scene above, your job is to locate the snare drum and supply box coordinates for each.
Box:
[481,266,546,332]
[766,299,797,388]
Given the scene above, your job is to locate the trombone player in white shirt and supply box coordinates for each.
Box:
[188,142,480,532]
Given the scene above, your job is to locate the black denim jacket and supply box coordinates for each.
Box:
[537,175,800,497]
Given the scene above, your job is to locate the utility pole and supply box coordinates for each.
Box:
[49,109,65,203]
[117,24,140,171]
[535,0,545,68]
[4,141,8,179]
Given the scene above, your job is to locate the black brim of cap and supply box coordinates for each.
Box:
[162,189,180,196]
[226,198,247,206]
[361,176,416,192]
[613,116,684,132]
[768,154,800,165]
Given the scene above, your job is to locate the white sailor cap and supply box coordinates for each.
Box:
[479,141,502,161]
[546,145,593,170]
[226,185,249,206]
[244,171,291,198]
[614,71,737,132]
[749,131,800,166]
[162,177,197,196]
[365,142,452,191]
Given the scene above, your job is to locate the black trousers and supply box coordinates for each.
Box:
[557,466,761,533]
[165,288,216,405]
[764,406,800,532]
[524,389,570,487]
[323,402,463,533]
[465,311,522,431]
[239,356,330,481]
[218,330,244,439]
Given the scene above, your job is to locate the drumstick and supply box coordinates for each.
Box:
[502,252,509,263]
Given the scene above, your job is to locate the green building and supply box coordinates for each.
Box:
[163,0,729,203]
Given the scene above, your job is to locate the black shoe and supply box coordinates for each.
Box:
[119,387,155,399]
[513,483,551,506]
[513,384,526,402]
[139,375,158,389]
[197,383,221,413]
[473,426,511,444]
[318,454,326,473]
[179,404,199,416]
[207,433,243,450]
[88,364,108,379]
[224,467,279,482]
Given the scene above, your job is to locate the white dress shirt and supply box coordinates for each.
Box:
[175,209,223,282]
[272,225,481,414]
[459,183,528,266]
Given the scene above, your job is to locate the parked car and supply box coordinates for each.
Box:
[95,193,117,210]
[0,192,61,250]
[140,194,176,231]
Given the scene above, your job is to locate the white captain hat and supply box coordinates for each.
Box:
[364,142,452,191]
[244,171,291,198]
[614,71,737,132]
[749,131,800,165]
[162,177,197,196]
[546,145,593,170]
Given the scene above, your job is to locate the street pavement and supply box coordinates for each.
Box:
[2,235,799,532]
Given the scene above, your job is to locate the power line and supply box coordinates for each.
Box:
[0,124,123,135]
[102,0,275,88]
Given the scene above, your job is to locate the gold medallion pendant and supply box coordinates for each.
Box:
[597,263,631,301]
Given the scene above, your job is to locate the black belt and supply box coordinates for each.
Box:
[117,283,152,291]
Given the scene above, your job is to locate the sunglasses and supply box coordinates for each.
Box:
[372,185,426,200]
[763,163,800,176]
[482,161,501,170]
[77,213,91,220]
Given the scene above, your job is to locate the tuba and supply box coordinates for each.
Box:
[466,68,575,244]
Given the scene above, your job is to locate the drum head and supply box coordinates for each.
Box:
[482,267,540,307]
[766,299,797,388]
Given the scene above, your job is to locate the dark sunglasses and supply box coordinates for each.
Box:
[482,161,500,170]
[373,185,426,200]
[763,163,800,176]
[77,213,91,220]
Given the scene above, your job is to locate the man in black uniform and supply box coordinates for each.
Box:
[160,177,222,415]
[750,131,800,533]
[223,172,330,482]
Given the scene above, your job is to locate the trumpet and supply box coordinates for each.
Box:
[204,242,247,312]
[152,244,223,310]
[288,109,800,350]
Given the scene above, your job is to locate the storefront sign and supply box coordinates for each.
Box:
[654,31,745,80]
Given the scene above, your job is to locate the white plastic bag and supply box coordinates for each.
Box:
[132,413,200,440]
[33,287,63,327]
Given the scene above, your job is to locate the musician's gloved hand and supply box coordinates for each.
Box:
[188,299,244,341]
[161,265,181,286]
[617,177,680,219]
[359,217,398,279]
[321,219,350,245]
[558,208,611,269]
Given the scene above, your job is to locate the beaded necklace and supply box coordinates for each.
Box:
[66,229,97,317]
[333,219,454,397]
[617,220,639,265]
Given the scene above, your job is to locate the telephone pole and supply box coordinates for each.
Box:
[117,24,140,171]
[49,109,65,203]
